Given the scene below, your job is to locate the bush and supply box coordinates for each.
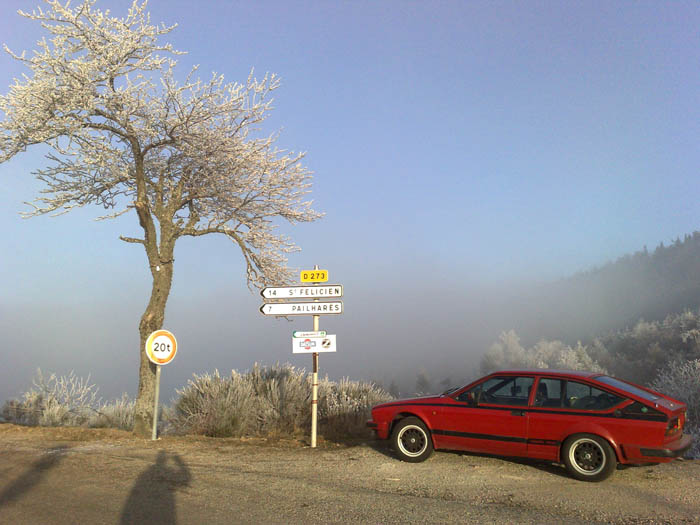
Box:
[650,359,700,459]
[170,363,393,440]
[171,369,261,437]
[3,365,393,441]
[1,369,135,430]
[1,369,100,426]
[318,377,393,440]
[91,394,135,431]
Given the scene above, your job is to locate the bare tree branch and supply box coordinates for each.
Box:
[119,235,145,244]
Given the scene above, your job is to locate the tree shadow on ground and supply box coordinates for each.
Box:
[0,445,69,506]
[120,450,191,525]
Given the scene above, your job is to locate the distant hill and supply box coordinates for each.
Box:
[504,231,700,345]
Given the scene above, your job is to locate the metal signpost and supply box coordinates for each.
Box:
[260,266,342,448]
[145,329,178,441]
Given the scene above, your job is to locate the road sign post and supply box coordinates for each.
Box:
[259,265,342,449]
[145,329,177,441]
[311,309,320,448]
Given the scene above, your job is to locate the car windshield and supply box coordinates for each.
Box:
[594,375,660,402]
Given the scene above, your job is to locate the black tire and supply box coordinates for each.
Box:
[390,417,433,463]
[562,434,617,481]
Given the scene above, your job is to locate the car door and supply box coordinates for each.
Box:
[526,377,626,461]
[435,375,533,457]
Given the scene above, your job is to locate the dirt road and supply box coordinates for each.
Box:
[0,424,698,524]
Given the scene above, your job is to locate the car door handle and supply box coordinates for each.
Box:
[511,410,525,416]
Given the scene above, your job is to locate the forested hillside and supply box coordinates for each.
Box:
[506,232,700,345]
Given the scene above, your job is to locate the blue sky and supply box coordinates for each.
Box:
[1,0,699,402]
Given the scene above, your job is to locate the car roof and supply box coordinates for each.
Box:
[489,369,603,379]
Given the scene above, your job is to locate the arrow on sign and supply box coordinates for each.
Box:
[260,302,343,316]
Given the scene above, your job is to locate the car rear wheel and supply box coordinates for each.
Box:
[391,417,433,463]
[562,434,617,481]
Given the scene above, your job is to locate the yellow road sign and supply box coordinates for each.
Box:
[300,269,328,282]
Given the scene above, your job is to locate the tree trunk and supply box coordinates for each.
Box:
[133,259,175,437]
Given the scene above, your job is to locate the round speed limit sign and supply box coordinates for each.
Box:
[145,330,178,365]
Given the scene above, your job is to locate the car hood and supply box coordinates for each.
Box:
[373,395,444,409]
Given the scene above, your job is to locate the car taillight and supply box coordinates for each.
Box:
[666,417,681,436]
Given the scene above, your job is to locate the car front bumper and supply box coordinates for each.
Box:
[366,419,390,439]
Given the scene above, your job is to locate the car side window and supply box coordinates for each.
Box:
[533,378,564,407]
[468,376,534,407]
[566,380,624,410]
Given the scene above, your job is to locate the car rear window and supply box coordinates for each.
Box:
[594,375,659,402]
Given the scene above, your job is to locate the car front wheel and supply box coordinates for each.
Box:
[562,434,617,481]
[391,417,433,463]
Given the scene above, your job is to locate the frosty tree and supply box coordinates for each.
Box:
[0,0,321,436]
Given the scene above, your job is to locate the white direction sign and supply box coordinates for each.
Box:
[293,334,337,353]
[260,301,343,316]
[261,285,343,299]
[293,330,327,338]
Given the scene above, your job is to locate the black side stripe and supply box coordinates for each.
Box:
[432,429,526,443]
[380,402,667,422]
[431,429,560,447]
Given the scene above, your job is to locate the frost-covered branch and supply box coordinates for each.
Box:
[0,0,321,288]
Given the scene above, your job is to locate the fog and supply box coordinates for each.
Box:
[1,0,699,405]
[4,246,693,405]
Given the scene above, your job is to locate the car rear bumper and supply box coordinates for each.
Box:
[640,433,693,459]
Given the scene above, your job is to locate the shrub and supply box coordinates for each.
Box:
[1,369,100,426]
[91,393,135,431]
[318,377,393,440]
[170,363,393,440]
[247,363,311,434]
[650,359,700,459]
[171,370,261,437]
[1,369,135,430]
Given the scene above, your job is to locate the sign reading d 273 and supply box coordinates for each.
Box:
[145,330,178,365]
[300,269,328,283]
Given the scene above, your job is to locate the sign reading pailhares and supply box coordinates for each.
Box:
[145,330,178,365]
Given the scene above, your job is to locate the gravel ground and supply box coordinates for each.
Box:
[0,424,698,524]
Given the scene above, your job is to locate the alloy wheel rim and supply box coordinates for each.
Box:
[569,438,605,475]
[397,425,427,457]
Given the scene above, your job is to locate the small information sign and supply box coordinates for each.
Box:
[293,330,327,338]
[293,334,337,354]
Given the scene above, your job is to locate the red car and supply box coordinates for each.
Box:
[367,369,693,481]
